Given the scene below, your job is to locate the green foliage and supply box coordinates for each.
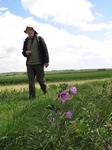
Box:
[0,80,112,149]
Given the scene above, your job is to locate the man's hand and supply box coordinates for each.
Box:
[44,63,49,68]
[26,50,31,56]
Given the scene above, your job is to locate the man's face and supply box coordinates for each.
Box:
[26,28,34,37]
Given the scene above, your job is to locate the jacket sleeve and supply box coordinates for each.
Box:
[22,38,28,57]
[39,36,49,63]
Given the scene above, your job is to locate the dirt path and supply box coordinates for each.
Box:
[0,78,111,91]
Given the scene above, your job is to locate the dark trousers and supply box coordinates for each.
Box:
[27,64,47,98]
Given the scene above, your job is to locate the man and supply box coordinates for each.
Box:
[22,25,49,99]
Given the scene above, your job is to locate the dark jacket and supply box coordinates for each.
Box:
[22,35,49,64]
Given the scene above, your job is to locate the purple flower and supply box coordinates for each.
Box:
[47,118,52,124]
[95,112,99,117]
[102,140,107,148]
[66,111,72,119]
[95,118,98,123]
[69,87,77,94]
[60,90,69,102]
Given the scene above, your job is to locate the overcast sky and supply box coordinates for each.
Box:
[0,0,112,73]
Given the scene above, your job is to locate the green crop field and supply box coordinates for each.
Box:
[0,69,112,85]
[0,70,112,149]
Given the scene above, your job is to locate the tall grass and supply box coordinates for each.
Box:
[0,80,112,149]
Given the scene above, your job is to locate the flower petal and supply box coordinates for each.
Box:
[60,90,69,102]
[66,111,72,119]
[69,87,77,94]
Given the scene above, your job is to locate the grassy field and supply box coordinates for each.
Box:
[0,78,111,92]
[0,69,112,85]
[0,70,112,149]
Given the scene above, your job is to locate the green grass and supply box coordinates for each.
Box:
[0,80,112,149]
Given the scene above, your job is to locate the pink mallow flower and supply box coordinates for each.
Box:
[69,87,77,94]
[95,112,99,117]
[66,111,72,119]
[60,90,69,102]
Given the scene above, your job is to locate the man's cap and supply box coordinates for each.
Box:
[24,25,38,34]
